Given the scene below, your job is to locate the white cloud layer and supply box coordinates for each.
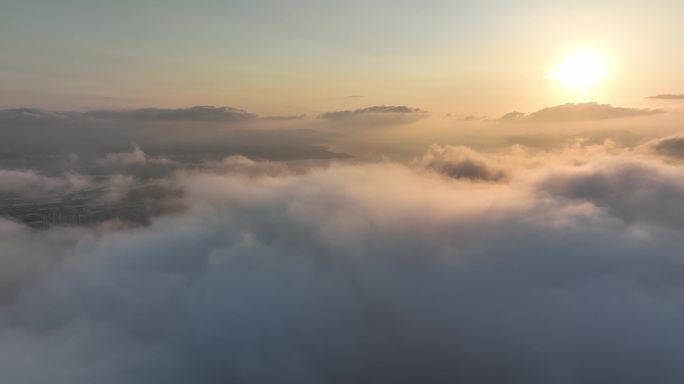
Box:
[3,138,684,382]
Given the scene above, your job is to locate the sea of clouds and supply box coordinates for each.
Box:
[3,131,684,383]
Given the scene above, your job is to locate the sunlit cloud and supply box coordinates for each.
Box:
[2,0,684,380]
[648,94,684,100]
[496,102,664,123]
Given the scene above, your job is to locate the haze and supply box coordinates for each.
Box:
[2,1,684,383]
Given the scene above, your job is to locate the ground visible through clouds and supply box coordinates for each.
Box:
[2,104,684,383]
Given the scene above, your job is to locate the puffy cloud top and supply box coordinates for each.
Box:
[640,134,684,160]
[421,145,509,181]
[4,139,684,382]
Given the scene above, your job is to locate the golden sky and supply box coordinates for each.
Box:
[1,0,683,116]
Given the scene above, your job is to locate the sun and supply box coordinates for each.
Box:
[545,52,607,91]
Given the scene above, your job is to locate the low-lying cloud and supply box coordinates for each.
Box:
[0,108,78,124]
[421,144,509,181]
[497,102,664,123]
[4,136,684,382]
[648,94,684,100]
[0,169,134,201]
[640,134,684,160]
[102,143,175,167]
[319,105,429,125]
[0,106,259,125]
[83,106,258,122]
[536,154,684,229]
[0,107,346,165]
[0,170,91,195]
[203,155,292,177]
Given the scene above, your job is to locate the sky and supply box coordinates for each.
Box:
[2,0,684,115]
[4,1,684,383]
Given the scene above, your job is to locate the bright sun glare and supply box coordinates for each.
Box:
[545,52,607,91]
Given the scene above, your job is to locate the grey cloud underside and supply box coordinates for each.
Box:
[83,106,258,122]
[0,107,257,124]
[318,105,429,123]
[4,140,684,383]
[422,145,509,181]
[497,102,664,123]
[537,156,684,229]
[646,135,684,159]
[648,94,684,100]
